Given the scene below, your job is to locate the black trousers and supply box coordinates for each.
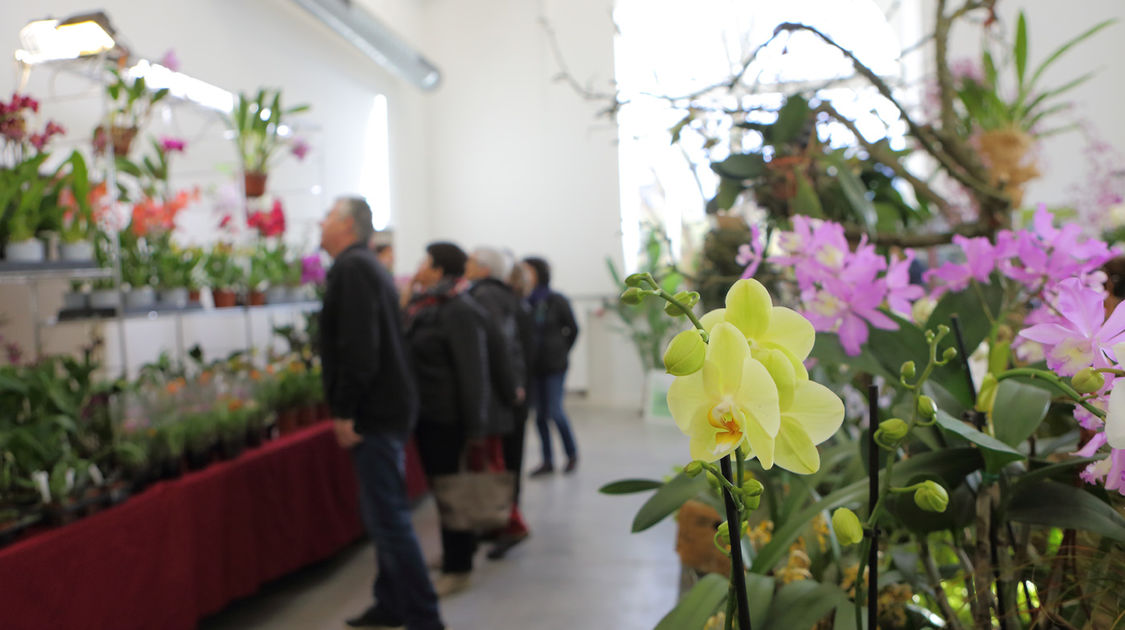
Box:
[414,421,476,573]
[502,403,530,506]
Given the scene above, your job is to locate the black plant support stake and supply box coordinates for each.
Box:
[949,315,985,429]
[720,455,752,630]
[866,383,879,630]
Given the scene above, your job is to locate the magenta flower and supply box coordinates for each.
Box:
[160,136,186,153]
[291,138,310,161]
[884,251,924,317]
[301,255,326,285]
[159,49,180,72]
[924,235,997,296]
[1019,278,1125,376]
[736,224,765,278]
[802,275,896,356]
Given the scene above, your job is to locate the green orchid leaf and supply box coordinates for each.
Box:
[654,573,727,630]
[1006,479,1125,541]
[935,410,1024,473]
[1014,12,1029,89]
[631,472,709,533]
[712,153,767,180]
[762,579,852,630]
[745,573,775,630]
[751,448,983,573]
[992,379,1051,447]
[792,170,823,218]
[770,95,810,146]
[1028,18,1116,90]
[824,154,877,230]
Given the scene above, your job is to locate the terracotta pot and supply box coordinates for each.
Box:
[248,290,267,306]
[244,171,268,198]
[95,125,138,157]
[277,408,300,436]
[188,289,201,303]
[211,288,238,308]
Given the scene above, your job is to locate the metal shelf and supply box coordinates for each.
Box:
[0,263,111,284]
[42,300,320,326]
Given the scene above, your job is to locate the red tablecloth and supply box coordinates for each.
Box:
[0,423,371,630]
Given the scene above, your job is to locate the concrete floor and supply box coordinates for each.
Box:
[199,400,689,630]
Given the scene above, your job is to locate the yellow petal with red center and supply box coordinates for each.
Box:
[725,279,773,340]
[773,415,820,474]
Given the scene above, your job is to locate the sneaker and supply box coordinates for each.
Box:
[433,572,472,598]
[529,463,554,477]
[345,605,405,629]
[486,531,530,560]
[564,458,578,474]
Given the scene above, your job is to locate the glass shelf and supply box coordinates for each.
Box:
[42,300,320,326]
[0,263,111,284]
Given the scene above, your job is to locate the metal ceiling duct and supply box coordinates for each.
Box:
[290,0,441,91]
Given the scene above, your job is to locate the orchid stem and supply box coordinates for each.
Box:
[996,368,1106,419]
[720,455,752,630]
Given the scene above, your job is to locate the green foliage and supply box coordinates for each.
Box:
[605,226,685,371]
[229,88,310,174]
[155,246,202,289]
[203,245,245,290]
[104,67,169,131]
[0,150,90,244]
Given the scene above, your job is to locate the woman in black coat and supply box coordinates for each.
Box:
[522,257,580,476]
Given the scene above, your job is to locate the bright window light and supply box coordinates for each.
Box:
[128,60,235,113]
[360,94,392,231]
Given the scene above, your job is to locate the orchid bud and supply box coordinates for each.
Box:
[1072,367,1105,394]
[620,287,644,305]
[664,291,700,317]
[976,373,998,415]
[924,330,936,344]
[916,395,937,422]
[914,481,949,513]
[942,347,958,362]
[715,521,731,546]
[683,461,703,477]
[741,478,764,497]
[875,418,909,448]
[663,330,707,376]
[900,361,916,380]
[624,273,649,288]
[831,508,864,546]
[741,490,761,510]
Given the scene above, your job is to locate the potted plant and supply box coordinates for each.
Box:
[96,66,169,157]
[181,412,217,471]
[155,245,201,309]
[118,229,156,310]
[203,244,244,308]
[62,280,89,312]
[229,88,310,198]
[54,155,98,262]
[246,242,271,306]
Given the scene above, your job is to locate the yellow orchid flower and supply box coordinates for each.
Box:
[667,322,781,464]
[757,348,846,473]
[700,279,816,381]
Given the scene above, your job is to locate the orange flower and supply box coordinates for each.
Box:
[227,399,244,412]
[199,371,213,385]
[249,369,262,381]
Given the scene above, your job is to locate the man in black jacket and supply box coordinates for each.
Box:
[319,197,446,630]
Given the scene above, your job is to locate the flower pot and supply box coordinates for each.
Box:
[159,287,190,309]
[248,290,267,306]
[59,240,95,262]
[244,171,268,198]
[62,291,89,311]
[277,408,299,436]
[5,239,45,262]
[265,286,289,304]
[188,289,201,303]
[108,125,138,157]
[287,285,312,303]
[124,286,157,310]
[211,288,238,308]
[89,289,121,311]
[978,127,1039,209]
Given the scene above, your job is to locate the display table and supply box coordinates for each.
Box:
[0,422,374,630]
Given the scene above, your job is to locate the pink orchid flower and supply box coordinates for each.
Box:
[1019,278,1125,376]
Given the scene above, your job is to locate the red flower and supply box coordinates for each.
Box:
[248,199,286,237]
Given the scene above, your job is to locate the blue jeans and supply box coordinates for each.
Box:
[351,434,444,630]
[534,371,578,466]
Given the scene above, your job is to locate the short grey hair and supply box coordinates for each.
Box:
[471,246,513,280]
[337,196,375,244]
